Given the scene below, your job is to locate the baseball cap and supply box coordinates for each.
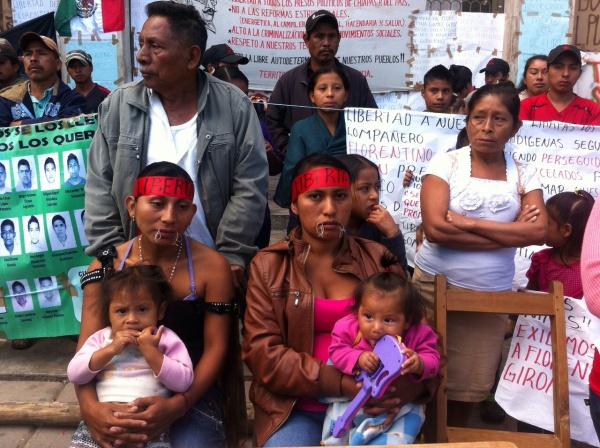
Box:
[19,32,59,57]
[201,44,249,68]
[65,49,93,67]
[479,58,510,75]
[547,44,581,65]
[0,38,18,63]
[305,10,338,33]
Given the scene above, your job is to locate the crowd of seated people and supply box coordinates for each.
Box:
[3,5,600,447]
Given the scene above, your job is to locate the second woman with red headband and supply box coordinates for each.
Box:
[74,162,236,448]
[242,154,439,447]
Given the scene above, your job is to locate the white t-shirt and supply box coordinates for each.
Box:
[415,145,541,291]
[0,239,21,256]
[147,93,216,249]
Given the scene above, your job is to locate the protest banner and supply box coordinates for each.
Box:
[344,107,600,444]
[496,297,600,446]
[0,116,96,339]
[344,107,600,287]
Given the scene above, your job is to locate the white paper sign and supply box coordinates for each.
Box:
[496,297,600,446]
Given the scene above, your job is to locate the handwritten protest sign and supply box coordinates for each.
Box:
[11,0,58,25]
[496,297,600,446]
[344,108,600,284]
[0,117,96,339]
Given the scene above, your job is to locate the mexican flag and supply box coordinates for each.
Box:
[55,0,124,36]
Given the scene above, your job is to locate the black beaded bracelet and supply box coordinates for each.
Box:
[80,268,106,289]
[80,246,117,289]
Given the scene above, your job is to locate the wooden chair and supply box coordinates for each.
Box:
[431,274,570,448]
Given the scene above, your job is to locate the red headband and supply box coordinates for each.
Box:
[291,167,350,202]
[133,176,194,200]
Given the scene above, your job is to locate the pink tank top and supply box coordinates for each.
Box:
[295,296,353,412]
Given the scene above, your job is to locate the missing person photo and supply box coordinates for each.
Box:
[63,151,86,187]
[47,212,77,250]
[13,156,38,192]
[0,161,12,194]
[9,279,34,312]
[74,208,89,246]
[23,214,49,254]
[1,217,22,256]
[35,276,61,308]
[38,153,60,191]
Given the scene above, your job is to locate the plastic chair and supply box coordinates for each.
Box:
[431,274,570,448]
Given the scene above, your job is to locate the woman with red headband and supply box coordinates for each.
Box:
[74,162,236,448]
[242,154,438,446]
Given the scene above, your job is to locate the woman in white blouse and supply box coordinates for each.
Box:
[412,81,547,426]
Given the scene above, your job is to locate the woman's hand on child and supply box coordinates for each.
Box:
[401,347,424,376]
[114,395,185,441]
[357,351,380,373]
[79,399,148,448]
[366,206,399,238]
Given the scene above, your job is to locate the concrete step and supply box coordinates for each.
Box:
[269,173,289,231]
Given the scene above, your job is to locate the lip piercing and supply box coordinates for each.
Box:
[316,222,325,238]
[173,232,183,245]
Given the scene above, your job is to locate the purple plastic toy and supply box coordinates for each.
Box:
[331,334,406,438]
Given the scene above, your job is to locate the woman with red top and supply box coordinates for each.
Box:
[582,197,600,439]
[242,154,439,446]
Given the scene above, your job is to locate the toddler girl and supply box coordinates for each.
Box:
[515,190,594,434]
[322,269,439,445]
[526,190,595,298]
[337,154,408,273]
[68,264,194,448]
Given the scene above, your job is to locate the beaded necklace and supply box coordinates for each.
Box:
[138,235,183,283]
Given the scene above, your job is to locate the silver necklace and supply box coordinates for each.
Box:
[138,235,183,283]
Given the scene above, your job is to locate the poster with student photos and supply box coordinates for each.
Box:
[0,117,96,338]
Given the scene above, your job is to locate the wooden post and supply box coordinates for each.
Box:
[502,0,523,84]
[0,402,81,426]
[0,0,13,32]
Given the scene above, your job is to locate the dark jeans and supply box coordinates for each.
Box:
[254,217,272,250]
[170,385,225,448]
[591,386,600,441]
[263,409,326,447]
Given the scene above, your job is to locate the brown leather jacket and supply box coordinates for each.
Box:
[242,231,431,446]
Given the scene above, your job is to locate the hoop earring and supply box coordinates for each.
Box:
[154,229,162,241]
[338,223,346,238]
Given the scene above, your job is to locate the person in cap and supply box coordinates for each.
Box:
[265,10,377,155]
[0,32,85,127]
[520,44,600,125]
[479,57,510,85]
[65,49,110,113]
[0,38,24,91]
[201,43,248,74]
[461,57,510,112]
